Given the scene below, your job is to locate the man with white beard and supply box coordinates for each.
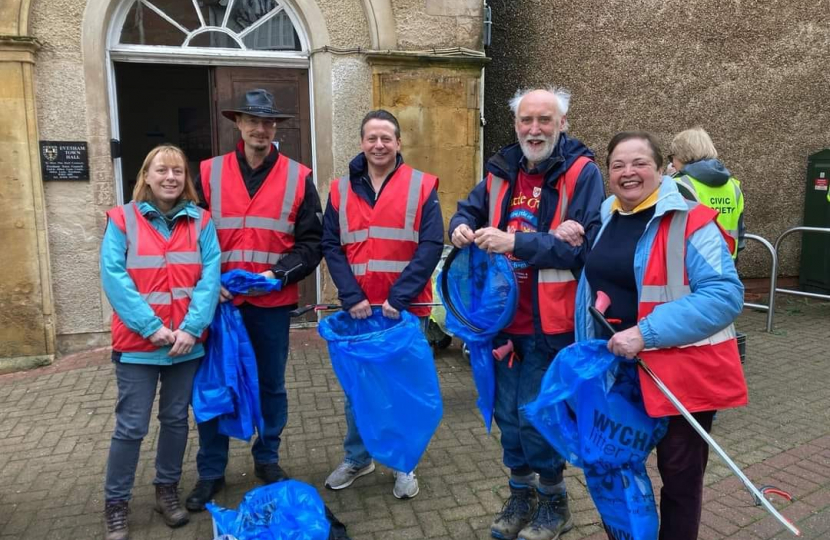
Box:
[449,87,604,540]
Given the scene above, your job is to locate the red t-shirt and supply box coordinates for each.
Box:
[503,171,544,334]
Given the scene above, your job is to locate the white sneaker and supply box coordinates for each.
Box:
[392,470,420,499]
[325,461,375,490]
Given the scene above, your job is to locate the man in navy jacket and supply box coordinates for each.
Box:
[450,87,604,540]
[321,109,443,500]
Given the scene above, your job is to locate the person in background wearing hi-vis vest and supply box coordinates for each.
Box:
[100,145,221,540]
[450,87,605,540]
[186,89,323,511]
[669,127,745,258]
[321,109,444,500]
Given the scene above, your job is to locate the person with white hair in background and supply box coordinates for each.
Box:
[449,87,605,540]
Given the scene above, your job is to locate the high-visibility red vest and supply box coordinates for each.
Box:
[106,202,209,353]
[487,156,592,334]
[330,164,438,317]
[638,203,748,417]
[200,151,310,307]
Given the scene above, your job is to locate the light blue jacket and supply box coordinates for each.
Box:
[100,201,221,365]
[575,177,744,347]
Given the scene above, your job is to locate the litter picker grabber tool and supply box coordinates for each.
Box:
[290,302,441,318]
[589,292,801,537]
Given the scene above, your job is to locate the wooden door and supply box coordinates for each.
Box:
[212,67,316,322]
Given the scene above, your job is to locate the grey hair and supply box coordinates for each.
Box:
[509,86,572,131]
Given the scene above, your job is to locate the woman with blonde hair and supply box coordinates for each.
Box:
[100,145,220,540]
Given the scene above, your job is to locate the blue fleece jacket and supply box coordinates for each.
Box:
[100,201,221,364]
[322,153,444,312]
[575,178,744,348]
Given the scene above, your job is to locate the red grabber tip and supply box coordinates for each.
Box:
[595,291,611,314]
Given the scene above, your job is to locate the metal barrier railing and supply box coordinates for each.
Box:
[741,234,777,322]
[766,226,830,332]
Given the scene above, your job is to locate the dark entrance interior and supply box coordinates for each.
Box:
[114,62,317,319]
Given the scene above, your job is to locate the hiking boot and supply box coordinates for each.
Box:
[491,484,536,539]
[325,461,375,490]
[392,470,420,499]
[155,483,189,528]
[185,477,225,512]
[104,500,129,540]
[517,491,573,540]
[254,462,288,484]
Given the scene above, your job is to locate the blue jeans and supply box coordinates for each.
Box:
[494,335,566,483]
[343,396,372,467]
[340,316,429,468]
[196,304,291,480]
[104,358,201,501]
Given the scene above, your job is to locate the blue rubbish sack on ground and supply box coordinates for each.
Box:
[193,270,276,441]
[524,340,668,540]
[437,245,517,431]
[207,480,330,540]
[318,309,443,473]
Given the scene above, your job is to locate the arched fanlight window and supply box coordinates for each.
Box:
[117,0,303,51]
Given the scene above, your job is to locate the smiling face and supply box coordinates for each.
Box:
[145,151,186,209]
[608,137,663,211]
[514,90,567,167]
[235,113,278,154]
[361,118,401,171]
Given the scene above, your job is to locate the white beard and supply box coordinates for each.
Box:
[519,135,556,165]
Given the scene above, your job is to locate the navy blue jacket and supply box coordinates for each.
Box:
[322,153,444,312]
[449,134,605,351]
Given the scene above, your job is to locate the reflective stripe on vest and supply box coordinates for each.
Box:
[209,155,300,234]
[640,210,692,303]
[123,202,203,269]
[140,287,194,305]
[488,176,505,226]
[339,170,424,244]
[220,250,286,265]
[350,260,410,276]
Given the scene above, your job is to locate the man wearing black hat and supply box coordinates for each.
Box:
[186,89,323,510]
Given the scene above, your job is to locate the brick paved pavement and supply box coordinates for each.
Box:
[1,300,828,540]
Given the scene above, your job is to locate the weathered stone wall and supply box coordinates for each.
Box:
[485,0,830,278]
[31,0,111,354]
[394,0,483,50]
[371,59,483,230]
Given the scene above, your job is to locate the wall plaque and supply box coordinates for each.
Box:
[39,141,90,181]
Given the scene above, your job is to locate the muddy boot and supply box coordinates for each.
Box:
[155,483,189,528]
[491,483,536,539]
[104,500,129,540]
[517,491,573,540]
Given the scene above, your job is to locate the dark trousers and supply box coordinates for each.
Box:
[104,359,201,501]
[603,411,714,540]
[196,304,291,479]
[656,411,715,540]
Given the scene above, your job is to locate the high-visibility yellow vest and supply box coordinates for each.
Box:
[675,174,743,258]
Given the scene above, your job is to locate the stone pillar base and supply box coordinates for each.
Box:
[0,354,54,376]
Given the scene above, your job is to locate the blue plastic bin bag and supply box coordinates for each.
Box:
[318,309,443,473]
[221,268,284,295]
[208,480,330,540]
[437,245,517,431]
[193,270,278,441]
[524,340,668,540]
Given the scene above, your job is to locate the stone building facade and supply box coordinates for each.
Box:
[484,0,830,280]
[0,0,486,372]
